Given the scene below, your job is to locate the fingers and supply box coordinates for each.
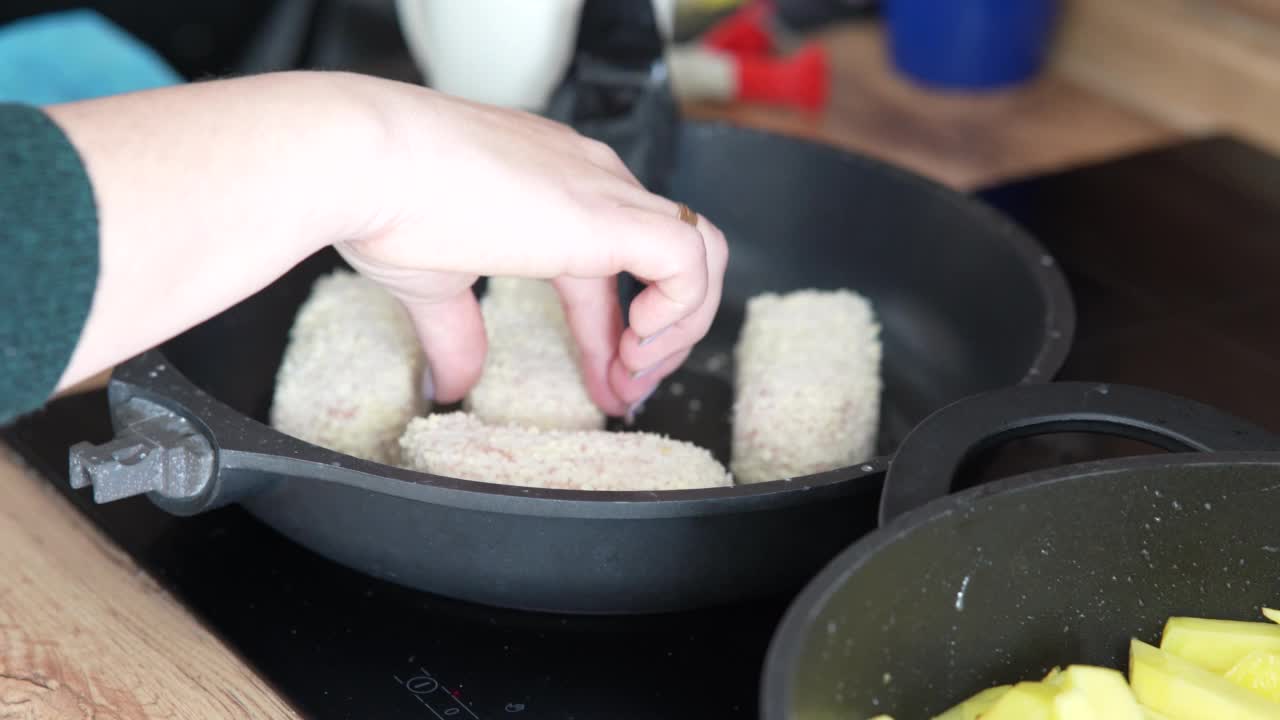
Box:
[608,346,692,410]
[395,289,488,404]
[554,203,727,416]
[586,208,729,408]
[553,275,628,416]
[590,205,709,340]
[615,214,729,378]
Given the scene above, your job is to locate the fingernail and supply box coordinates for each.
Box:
[638,325,671,347]
[630,363,660,381]
[421,366,435,403]
[624,385,658,426]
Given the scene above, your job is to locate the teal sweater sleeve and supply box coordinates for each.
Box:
[0,103,100,425]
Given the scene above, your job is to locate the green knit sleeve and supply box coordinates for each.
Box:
[0,103,100,425]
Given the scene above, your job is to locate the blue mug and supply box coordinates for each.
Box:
[886,0,1059,90]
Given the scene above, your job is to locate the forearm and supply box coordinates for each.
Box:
[47,71,386,390]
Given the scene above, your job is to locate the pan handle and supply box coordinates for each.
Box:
[68,351,293,516]
[878,382,1280,525]
[68,378,268,516]
[69,350,454,517]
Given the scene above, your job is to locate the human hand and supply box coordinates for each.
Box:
[45,71,725,418]
[336,81,728,416]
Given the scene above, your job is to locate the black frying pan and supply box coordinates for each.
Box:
[67,121,1073,614]
[762,382,1280,719]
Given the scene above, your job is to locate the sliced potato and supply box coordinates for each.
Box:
[878,609,1280,719]
[1052,687,1099,719]
[1225,650,1280,703]
[931,684,1011,720]
[1048,665,1143,720]
[983,681,1060,720]
[1130,638,1280,719]
[1161,617,1280,673]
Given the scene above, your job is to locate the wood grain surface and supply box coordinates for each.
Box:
[1053,0,1280,154]
[1217,0,1280,25]
[0,449,298,720]
[682,22,1178,189]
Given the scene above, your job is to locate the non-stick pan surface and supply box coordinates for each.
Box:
[77,121,1073,613]
[763,382,1280,719]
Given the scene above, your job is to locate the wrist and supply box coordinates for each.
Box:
[45,71,401,387]
[271,71,399,257]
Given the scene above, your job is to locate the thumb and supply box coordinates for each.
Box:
[395,289,488,405]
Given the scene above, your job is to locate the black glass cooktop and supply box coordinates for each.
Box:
[9,135,1280,719]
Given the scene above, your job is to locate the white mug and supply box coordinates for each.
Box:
[396,0,675,112]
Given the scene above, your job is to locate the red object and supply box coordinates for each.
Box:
[702,0,774,57]
[734,42,828,111]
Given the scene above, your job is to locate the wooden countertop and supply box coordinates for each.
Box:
[0,18,1180,720]
[682,21,1176,189]
[0,448,299,719]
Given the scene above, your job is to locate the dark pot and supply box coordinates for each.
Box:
[762,382,1280,719]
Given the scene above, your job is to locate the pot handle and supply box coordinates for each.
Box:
[878,382,1280,525]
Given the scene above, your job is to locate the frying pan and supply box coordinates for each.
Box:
[67,120,1073,614]
[762,382,1280,719]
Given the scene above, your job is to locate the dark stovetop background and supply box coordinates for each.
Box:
[8,136,1280,719]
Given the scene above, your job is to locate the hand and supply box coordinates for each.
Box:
[47,71,727,419]
[335,83,728,415]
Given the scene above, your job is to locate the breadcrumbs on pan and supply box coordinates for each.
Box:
[270,270,425,465]
[399,412,732,491]
[731,288,882,484]
[465,277,604,430]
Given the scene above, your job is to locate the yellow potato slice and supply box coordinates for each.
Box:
[1130,638,1280,719]
[1046,665,1143,720]
[1052,687,1099,719]
[1264,608,1280,626]
[1226,650,1280,703]
[1161,617,1280,673]
[931,684,1011,720]
[983,682,1060,720]
[1141,707,1173,720]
